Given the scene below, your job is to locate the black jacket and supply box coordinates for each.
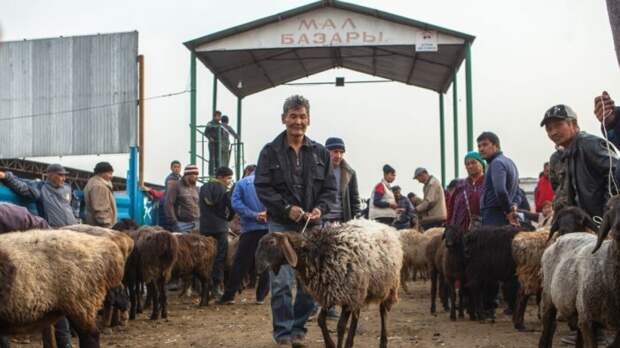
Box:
[254,131,337,226]
[199,180,234,234]
[551,131,618,219]
[339,160,361,222]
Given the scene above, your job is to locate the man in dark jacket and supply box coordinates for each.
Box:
[254,95,337,347]
[477,132,520,226]
[322,137,360,223]
[199,166,235,296]
[205,110,223,174]
[159,160,182,229]
[165,165,200,232]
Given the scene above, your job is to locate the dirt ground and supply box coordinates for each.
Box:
[14,281,571,348]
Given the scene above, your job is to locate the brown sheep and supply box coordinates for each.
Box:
[172,233,217,306]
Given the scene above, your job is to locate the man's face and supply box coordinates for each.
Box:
[47,172,65,188]
[543,163,550,177]
[545,119,578,147]
[218,175,233,187]
[477,139,499,160]
[282,106,309,137]
[101,171,114,182]
[329,149,344,167]
[384,172,396,183]
[185,174,198,185]
[415,172,429,184]
[393,189,401,201]
[542,204,553,217]
[171,163,181,175]
[214,113,222,122]
[465,159,483,177]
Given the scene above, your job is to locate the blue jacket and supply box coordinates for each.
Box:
[481,152,520,214]
[231,174,268,233]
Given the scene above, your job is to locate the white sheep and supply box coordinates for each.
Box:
[255,219,402,348]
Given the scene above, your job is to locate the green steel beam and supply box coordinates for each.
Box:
[190,53,197,165]
[212,76,218,116]
[465,42,474,151]
[236,97,243,181]
[439,93,446,188]
[452,72,459,179]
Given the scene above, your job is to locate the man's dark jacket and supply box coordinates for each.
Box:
[254,131,337,226]
[339,159,361,222]
[551,131,618,219]
[199,180,234,234]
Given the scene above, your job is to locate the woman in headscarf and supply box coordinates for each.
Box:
[447,151,486,231]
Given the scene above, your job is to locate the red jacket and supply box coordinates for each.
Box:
[534,175,554,212]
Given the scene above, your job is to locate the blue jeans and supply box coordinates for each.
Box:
[481,208,509,226]
[268,222,316,341]
[174,220,198,233]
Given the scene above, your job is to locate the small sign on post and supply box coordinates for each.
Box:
[415,30,438,52]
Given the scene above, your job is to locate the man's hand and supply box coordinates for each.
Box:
[595,91,616,125]
[389,202,398,209]
[288,205,305,223]
[307,208,322,222]
[256,211,268,223]
[0,171,5,180]
[506,206,519,226]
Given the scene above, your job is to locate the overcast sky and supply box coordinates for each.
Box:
[2,0,619,196]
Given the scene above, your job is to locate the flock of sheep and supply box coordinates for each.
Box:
[1,198,620,348]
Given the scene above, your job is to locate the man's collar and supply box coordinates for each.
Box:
[487,151,503,162]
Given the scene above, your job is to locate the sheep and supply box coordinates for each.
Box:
[539,195,620,348]
[0,229,133,348]
[426,232,449,315]
[511,206,597,331]
[255,219,402,348]
[399,227,443,292]
[442,225,470,321]
[171,233,217,306]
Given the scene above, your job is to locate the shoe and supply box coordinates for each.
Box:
[212,286,224,300]
[291,335,306,348]
[217,291,235,305]
[560,331,577,345]
[596,329,608,346]
[274,337,291,346]
[255,299,265,305]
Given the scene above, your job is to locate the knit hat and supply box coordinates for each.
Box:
[464,151,487,170]
[94,162,114,174]
[184,165,199,176]
[382,164,395,174]
[46,163,69,175]
[325,137,345,151]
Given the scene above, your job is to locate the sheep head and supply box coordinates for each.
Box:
[255,232,299,275]
[594,195,620,253]
[443,224,464,251]
[548,206,598,243]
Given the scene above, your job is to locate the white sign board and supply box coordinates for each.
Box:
[415,30,438,52]
[197,7,463,52]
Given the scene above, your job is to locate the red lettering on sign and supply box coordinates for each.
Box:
[281,34,294,44]
[330,33,343,45]
[346,32,360,43]
[298,33,310,45]
[363,32,376,43]
[298,19,318,30]
[322,18,336,30]
[313,33,326,44]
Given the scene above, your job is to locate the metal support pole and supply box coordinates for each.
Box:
[190,53,197,165]
[137,55,145,188]
[236,97,243,181]
[452,72,459,179]
[212,76,218,116]
[439,93,446,188]
[465,42,474,151]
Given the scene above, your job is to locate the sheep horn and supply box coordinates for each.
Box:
[593,213,611,254]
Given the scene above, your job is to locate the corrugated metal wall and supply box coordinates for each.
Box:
[0,31,138,157]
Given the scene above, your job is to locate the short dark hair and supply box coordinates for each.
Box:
[243,164,257,177]
[170,160,181,168]
[382,164,395,175]
[447,179,458,190]
[214,110,222,117]
[407,192,416,199]
[392,185,401,192]
[222,115,229,124]
[215,166,233,177]
[282,95,310,116]
[476,131,500,147]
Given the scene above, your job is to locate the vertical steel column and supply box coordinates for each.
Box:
[137,55,145,188]
[452,72,459,179]
[210,76,218,176]
[439,93,446,188]
[212,76,218,116]
[465,42,474,151]
[190,53,197,165]
[236,97,243,181]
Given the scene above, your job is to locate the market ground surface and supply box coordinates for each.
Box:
[15,281,573,348]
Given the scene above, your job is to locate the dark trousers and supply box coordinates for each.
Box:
[203,232,228,285]
[0,336,9,348]
[375,217,394,225]
[224,230,270,301]
[54,317,72,348]
[421,220,445,230]
[208,142,219,175]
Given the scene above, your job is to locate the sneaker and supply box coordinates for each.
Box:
[212,286,224,300]
[596,329,609,346]
[560,331,577,345]
[255,299,265,305]
[217,292,235,305]
[274,337,291,346]
[291,335,306,348]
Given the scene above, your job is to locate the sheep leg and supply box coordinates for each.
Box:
[379,303,389,348]
[199,277,211,307]
[158,276,168,319]
[513,288,531,331]
[148,281,160,320]
[143,282,152,310]
[439,276,450,312]
[578,321,597,348]
[42,325,57,348]
[318,307,336,348]
[430,268,438,314]
[344,309,360,348]
[400,266,410,294]
[449,279,457,321]
[538,302,557,348]
[458,285,465,319]
[178,277,191,298]
[128,282,137,320]
[337,306,352,348]
[67,317,100,348]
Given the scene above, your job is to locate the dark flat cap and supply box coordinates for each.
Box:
[46,163,69,175]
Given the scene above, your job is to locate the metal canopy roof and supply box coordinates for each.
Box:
[184,0,475,98]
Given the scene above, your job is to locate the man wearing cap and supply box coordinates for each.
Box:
[369,164,398,225]
[254,95,337,347]
[542,104,618,220]
[322,137,360,223]
[447,151,486,231]
[84,162,117,228]
[413,168,447,230]
[165,164,200,232]
[476,132,520,226]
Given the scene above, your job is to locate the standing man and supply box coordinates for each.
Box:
[254,95,337,347]
[159,160,182,229]
[165,165,200,232]
[199,166,235,297]
[369,164,398,225]
[220,115,239,168]
[413,168,447,229]
[322,137,360,223]
[391,186,416,230]
[534,162,554,213]
[84,162,117,228]
[477,132,520,226]
[205,110,223,174]
[447,151,486,231]
[218,165,270,305]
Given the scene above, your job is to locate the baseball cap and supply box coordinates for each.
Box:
[540,104,577,127]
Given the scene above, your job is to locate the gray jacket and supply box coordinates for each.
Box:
[1,172,78,227]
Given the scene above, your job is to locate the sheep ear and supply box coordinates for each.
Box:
[279,235,298,267]
[593,213,611,254]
